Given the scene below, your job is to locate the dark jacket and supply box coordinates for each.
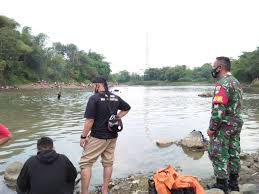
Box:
[17,150,77,194]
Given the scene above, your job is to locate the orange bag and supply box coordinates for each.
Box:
[153,165,205,194]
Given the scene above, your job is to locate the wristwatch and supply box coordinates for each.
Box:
[80,135,87,139]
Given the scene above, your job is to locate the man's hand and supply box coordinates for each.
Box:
[207,129,215,137]
[80,138,85,147]
[80,137,90,148]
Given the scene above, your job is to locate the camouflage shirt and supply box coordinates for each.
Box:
[209,72,243,131]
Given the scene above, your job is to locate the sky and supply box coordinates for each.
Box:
[1,0,259,73]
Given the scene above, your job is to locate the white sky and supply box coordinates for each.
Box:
[1,0,259,73]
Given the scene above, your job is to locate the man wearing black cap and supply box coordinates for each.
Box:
[80,76,131,194]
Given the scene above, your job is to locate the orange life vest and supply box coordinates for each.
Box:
[153,165,205,194]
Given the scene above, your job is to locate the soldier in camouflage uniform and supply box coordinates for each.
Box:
[207,57,243,193]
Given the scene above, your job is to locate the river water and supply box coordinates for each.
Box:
[0,86,259,193]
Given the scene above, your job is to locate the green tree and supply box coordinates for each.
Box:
[114,70,131,83]
[144,68,161,80]
[232,48,259,82]
[0,15,113,85]
[130,73,142,81]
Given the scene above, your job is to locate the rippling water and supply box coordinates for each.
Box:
[0,86,259,193]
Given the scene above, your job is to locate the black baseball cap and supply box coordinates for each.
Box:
[92,76,107,84]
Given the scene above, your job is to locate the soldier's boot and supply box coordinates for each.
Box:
[207,178,229,194]
[228,173,239,191]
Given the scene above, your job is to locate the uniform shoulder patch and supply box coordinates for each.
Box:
[213,84,228,105]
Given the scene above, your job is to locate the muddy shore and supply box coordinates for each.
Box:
[72,152,259,194]
[3,145,259,194]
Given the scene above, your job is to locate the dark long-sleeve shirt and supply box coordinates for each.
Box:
[17,150,77,194]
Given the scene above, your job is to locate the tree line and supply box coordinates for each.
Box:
[114,49,259,83]
[1,15,258,85]
[113,63,213,83]
[232,48,259,83]
[0,15,111,85]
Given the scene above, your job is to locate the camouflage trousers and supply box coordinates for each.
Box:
[208,127,241,179]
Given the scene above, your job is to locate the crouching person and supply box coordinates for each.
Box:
[17,137,77,194]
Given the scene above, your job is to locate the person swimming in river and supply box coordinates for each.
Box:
[57,91,61,100]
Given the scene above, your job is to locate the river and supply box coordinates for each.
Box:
[0,86,259,193]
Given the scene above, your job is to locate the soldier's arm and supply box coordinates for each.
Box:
[209,104,227,131]
[209,83,229,131]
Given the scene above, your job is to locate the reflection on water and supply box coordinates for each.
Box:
[180,147,205,160]
[0,86,259,193]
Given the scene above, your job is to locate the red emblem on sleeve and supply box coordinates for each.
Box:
[213,84,228,105]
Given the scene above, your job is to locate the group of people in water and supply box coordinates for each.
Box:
[0,56,243,194]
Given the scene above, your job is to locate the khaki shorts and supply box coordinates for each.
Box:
[80,136,117,169]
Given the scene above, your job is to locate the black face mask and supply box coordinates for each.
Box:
[211,66,220,78]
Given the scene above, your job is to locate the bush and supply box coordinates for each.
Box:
[251,80,259,87]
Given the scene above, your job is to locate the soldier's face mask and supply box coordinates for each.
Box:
[211,65,221,78]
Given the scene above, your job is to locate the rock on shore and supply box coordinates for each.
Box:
[76,174,259,194]
[156,139,175,147]
[79,152,259,194]
[179,130,207,149]
[4,161,23,188]
[4,152,259,194]
[156,130,208,151]
[198,92,213,98]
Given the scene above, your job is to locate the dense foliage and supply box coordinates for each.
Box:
[114,63,213,83]
[0,16,111,85]
[114,50,259,83]
[1,15,258,85]
[232,48,259,83]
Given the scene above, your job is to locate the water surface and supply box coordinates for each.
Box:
[0,86,259,193]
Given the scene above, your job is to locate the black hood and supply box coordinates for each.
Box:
[36,150,59,164]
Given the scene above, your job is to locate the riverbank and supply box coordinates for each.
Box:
[0,80,127,91]
[0,81,213,91]
[1,80,258,91]
[123,80,213,86]
[75,152,259,194]
[18,82,91,89]
[3,150,259,194]
[0,81,92,91]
